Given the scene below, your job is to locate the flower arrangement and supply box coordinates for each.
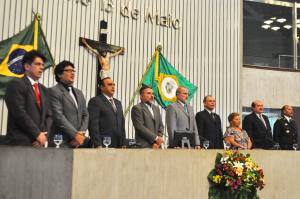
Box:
[208,150,265,199]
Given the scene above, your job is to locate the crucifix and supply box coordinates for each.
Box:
[79,20,124,94]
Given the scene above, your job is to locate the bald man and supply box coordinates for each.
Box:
[166,87,200,148]
[195,95,224,149]
[273,105,298,150]
[242,100,273,149]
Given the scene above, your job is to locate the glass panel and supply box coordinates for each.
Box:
[297,8,300,67]
[242,106,281,133]
[244,1,293,68]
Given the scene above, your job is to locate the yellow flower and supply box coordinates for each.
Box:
[245,161,255,169]
[225,150,233,156]
[212,175,222,184]
[235,167,244,176]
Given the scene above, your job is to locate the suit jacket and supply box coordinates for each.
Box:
[88,94,126,148]
[273,116,298,150]
[4,76,51,146]
[49,83,89,147]
[131,102,164,148]
[195,109,224,149]
[166,101,200,147]
[242,112,273,149]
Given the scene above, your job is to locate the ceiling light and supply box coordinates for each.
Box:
[270,17,277,20]
[283,25,292,29]
[297,19,300,23]
[271,26,280,31]
[264,20,273,25]
[276,18,286,23]
[261,25,270,29]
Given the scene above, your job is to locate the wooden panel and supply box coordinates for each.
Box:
[72,149,300,199]
[0,0,241,138]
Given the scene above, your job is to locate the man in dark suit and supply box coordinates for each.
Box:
[195,95,224,149]
[273,105,298,150]
[49,61,89,148]
[242,100,273,149]
[5,50,51,147]
[166,86,200,148]
[88,77,126,148]
[131,85,164,148]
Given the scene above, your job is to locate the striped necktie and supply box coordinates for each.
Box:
[259,114,267,128]
[109,98,117,112]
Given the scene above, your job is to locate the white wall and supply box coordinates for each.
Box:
[242,67,300,108]
[0,0,242,136]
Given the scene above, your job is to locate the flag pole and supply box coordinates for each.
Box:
[32,12,55,71]
[124,44,162,116]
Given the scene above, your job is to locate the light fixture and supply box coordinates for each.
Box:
[271,26,280,31]
[270,17,277,20]
[264,20,273,25]
[297,24,300,28]
[283,24,292,29]
[276,18,286,23]
[297,19,300,23]
[261,24,270,29]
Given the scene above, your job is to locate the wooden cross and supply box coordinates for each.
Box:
[79,20,124,95]
[79,20,124,53]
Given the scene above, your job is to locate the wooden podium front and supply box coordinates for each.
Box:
[1,147,300,199]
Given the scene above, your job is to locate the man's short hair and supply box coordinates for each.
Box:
[22,50,46,67]
[281,105,289,112]
[176,86,187,96]
[100,77,111,87]
[281,105,291,116]
[203,95,213,103]
[54,60,74,82]
[139,85,152,95]
[251,101,258,108]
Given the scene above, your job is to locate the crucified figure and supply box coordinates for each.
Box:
[81,38,124,79]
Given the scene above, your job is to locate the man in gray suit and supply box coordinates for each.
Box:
[131,85,164,148]
[166,87,200,148]
[49,60,89,148]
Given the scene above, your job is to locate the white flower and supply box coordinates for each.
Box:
[233,161,244,169]
[220,156,229,163]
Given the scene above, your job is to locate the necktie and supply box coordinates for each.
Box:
[146,103,154,118]
[109,98,117,112]
[68,87,78,108]
[259,114,267,128]
[184,104,188,114]
[33,83,41,110]
[210,112,215,120]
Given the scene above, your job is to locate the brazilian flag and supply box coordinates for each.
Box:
[0,14,54,97]
[142,50,197,109]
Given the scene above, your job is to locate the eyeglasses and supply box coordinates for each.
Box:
[63,69,76,73]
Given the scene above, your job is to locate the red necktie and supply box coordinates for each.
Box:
[33,83,41,110]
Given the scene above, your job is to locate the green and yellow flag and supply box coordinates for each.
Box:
[0,14,54,96]
[142,50,197,109]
